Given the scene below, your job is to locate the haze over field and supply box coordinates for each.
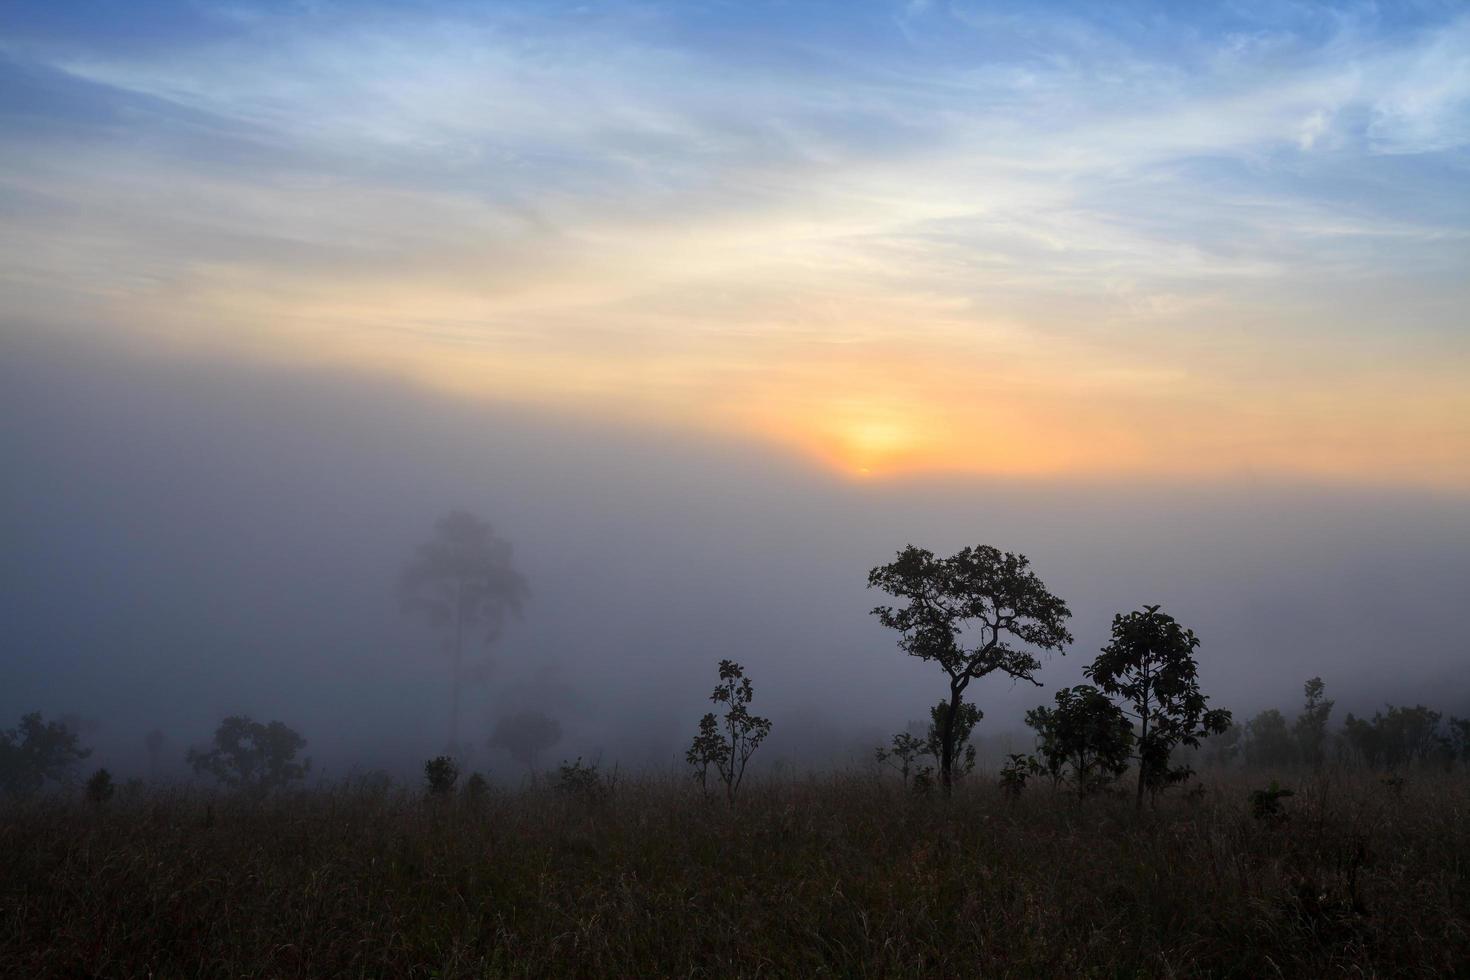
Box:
[2,1,1468,777]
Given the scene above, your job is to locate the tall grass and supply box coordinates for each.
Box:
[2,768,1466,977]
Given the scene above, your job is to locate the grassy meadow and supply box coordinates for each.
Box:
[3,767,1467,978]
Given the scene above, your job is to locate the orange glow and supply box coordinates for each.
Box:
[102,257,1470,490]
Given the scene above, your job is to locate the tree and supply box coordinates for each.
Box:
[924,699,981,780]
[686,660,772,804]
[1293,677,1334,768]
[399,511,529,756]
[1343,705,1446,770]
[0,712,91,797]
[868,544,1072,795]
[488,710,562,774]
[1025,685,1133,793]
[85,768,115,804]
[1449,717,1470,769]
[874,731,926,788]
[186,716,309,792]
[1244,709,1297,769]
[424,755,459,796]
[1201,723,1243,769]
[1084,605,1231,807]
[877,701,982,788]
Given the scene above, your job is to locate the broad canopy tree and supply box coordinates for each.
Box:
[1085,605,1231,807]
[0,712,92,797]
[399,511,529,756]
[187,715,310,792]
[869,544,1073,794]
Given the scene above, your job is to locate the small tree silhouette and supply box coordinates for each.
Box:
[869,544,1072,795]
[85,768,115,804]
[0,712,92,797]
[1025,685,1133,794]
[875,731,926,787]
[424,755,459,796]
[1293,677,1334,768]
[1449,717,1470,769]
[186,716,310,793]
[878,702,982,788]
[1244,708,1297,769]
[1085,605,1231,808]
[686,660,772,804]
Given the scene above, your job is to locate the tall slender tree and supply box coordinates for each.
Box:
[868,544,1072,794]
[399,511,529,755]
[1292,676,1334,768]
[1085,605,1231,807]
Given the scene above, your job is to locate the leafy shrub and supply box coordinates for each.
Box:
[424,756,459,796]
[1025,685,1132,793]
[556,757,614,803]
[1249,779,1294,820]
[85,768,114,804]
[999,754,1032,799]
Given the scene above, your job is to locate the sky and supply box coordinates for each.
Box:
[2,0,1468,482]
[1,2,1468,777]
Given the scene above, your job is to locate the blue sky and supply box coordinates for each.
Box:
[2,0,1468,481]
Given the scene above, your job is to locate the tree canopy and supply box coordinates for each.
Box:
[1085,605,1231,806]
[869,544,1072,792]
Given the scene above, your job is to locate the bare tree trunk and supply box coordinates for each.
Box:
[1135,708,1148,809]
[1135,660,1151,810]
[941,682,962,797]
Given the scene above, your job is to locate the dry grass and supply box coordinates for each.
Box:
[2,768,1467,977]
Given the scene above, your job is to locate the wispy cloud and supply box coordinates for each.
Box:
[1,1,1468,483]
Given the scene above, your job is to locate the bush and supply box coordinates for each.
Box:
[424,756,459,796]
[1249,779,1294,820]
[556,757,614,804]
[84,768,114,804]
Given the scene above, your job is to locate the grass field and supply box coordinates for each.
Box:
[3,768,1467,977]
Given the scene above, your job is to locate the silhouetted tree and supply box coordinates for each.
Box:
[187,716,309,792]
[1449,717,1470,769]
[424,755,459,796]
[924,699,981,780]
[1026,685,1133,793]
[1293,677,1334,769]
[0,712,91,797]
[488,710,562,774]
[85,768,114,804]
[399,511,529,756]
[1342,705,1445,770]
[686,660,772,804]
[877,701,982,788]
[1244,709,1297,769]
[1085,605,1231,807]
[875,731,926,787]
[868,544,1072,795]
